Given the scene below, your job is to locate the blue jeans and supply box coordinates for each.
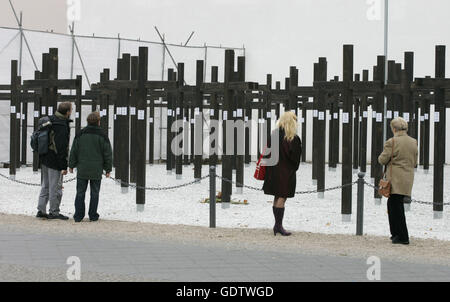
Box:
[74,178,101,221]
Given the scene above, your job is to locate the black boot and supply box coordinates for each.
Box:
[392,236,409,245]
[273,207,291,236]
[36,211,48,219]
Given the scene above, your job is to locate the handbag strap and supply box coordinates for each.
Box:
[384,138,395,179]
[259,147,267,163]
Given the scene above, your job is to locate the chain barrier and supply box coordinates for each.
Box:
[107,174,210,191]
[216,175,264,191]
[0,172,76,186]
[216,174,357,194]
[363,180,450,206]
[1,170,448,205]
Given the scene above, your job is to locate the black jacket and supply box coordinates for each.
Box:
[40,113,72,171]
[263,128,302,198]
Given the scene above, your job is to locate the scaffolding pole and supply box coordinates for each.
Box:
[18,12,23,76]
[160,34,166,160]
[383,0,389,143]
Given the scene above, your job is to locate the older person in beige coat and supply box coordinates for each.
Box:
[378,117,418,245]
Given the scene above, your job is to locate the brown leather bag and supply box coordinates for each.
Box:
[378,138,395,198]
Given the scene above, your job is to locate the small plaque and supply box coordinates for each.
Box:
[34,111,39,118]
[387,110,392,119]
[223,111,228,121]
[403,112,409,122]
[333,113,338,119]
[210,109,215,116]
[237,109,243,117]
[313,110,318,117]
[342,112,349,124]
[48,107,53,116]
[376,113,382,122]
[434,112,440,123]
[424,113,429,120]
[266,112,271,118]
[138,110,145,120]
[394,111,399,118]
[318,111,324,120]
[41,107,46,115]
[10,106,16,114]
[130,107,136,116]
[363,111,368,118]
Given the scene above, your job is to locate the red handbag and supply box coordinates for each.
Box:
[254,149,266,180]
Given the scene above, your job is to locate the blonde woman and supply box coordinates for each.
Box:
[263,111,302,236]
[378,117,418,245]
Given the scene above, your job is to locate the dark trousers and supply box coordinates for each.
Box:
[387,194,409,241]
[74,178,101,221]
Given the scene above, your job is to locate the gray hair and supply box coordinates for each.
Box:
[390,117,408,132]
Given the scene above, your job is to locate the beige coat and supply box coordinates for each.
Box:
[378,131,418,197]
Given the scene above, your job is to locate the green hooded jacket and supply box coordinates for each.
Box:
[69,125,112,180]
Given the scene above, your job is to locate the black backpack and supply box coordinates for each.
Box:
[30,116,53,155]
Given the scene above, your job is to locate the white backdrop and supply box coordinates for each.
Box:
[1,0,450,165]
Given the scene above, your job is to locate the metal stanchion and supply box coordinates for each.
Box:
[356,172,365,236]
[209,165,216,228]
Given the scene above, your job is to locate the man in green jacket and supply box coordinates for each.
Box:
[69,112,112,222]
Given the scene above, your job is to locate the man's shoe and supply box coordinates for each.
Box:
[392,237,409,245]
[36,211,48,219]
[48,213,69,220]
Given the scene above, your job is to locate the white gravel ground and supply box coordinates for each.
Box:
[0,163,448,240]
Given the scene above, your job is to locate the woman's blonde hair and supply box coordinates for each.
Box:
[390,117,408,132]
[276,111,298,142]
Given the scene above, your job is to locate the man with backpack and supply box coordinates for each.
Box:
[35,102,73,220]
[69,112,112,222]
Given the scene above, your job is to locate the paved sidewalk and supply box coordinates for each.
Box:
[0,227,449,282]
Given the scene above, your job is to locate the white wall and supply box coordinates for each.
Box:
[1,0,450,165]
[74,0,450,85]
